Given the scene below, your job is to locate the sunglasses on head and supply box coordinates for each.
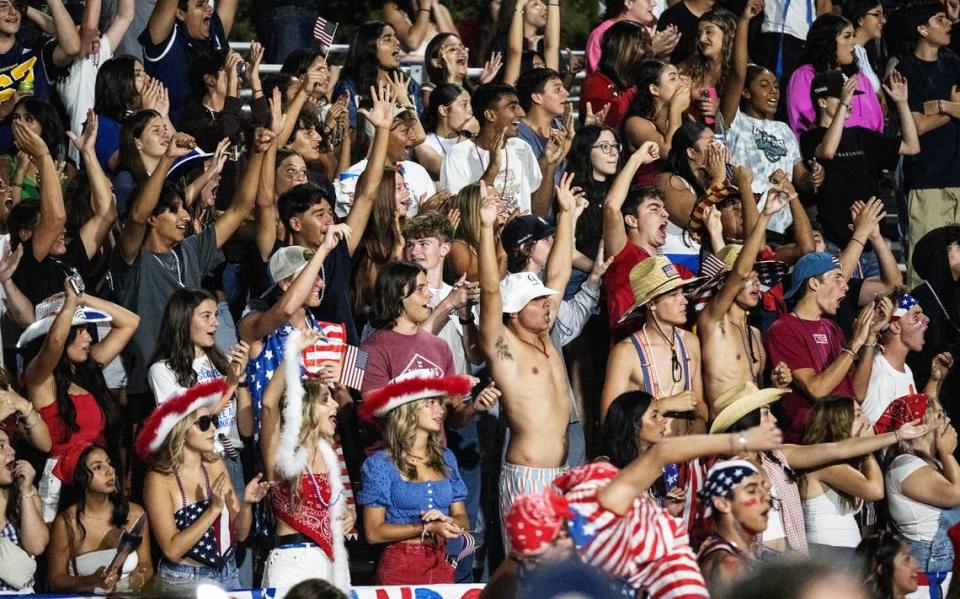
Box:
[194,415,217,432]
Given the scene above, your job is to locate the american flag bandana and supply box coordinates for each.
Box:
[891,293,919,322]
[697,459,759,516]
[691,261,789,312]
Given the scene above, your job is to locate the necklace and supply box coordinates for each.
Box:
[305,463,341,509]
[925,281,960,333]
[731,319,761,385]
[517,335,550,358]
[646,321,683,384]
[791,312,831,370]
[474,140,509,201]
[152,250,183,287]
[639,324,682,398]
[318,263,326,305]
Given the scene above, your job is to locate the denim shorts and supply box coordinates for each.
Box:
[157,558,240,591]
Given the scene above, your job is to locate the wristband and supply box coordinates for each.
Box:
[840,347,857,359]
[939,99,944,115]
[850,238,865,248]
[841,103,852,110]
[419,7,431,12]
[459,316,475,324]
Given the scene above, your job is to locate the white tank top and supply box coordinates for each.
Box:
[802,487,862,548]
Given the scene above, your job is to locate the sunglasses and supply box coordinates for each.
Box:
[194,415,217,432]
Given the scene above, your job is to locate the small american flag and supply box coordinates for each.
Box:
[313,16,338,51]
[339,344,367,390]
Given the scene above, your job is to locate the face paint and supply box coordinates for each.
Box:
[742,497,759,507]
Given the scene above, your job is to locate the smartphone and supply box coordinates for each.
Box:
[68,269,84,295]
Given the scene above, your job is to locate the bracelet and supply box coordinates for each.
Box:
[19,490,37,500]
[939,99,944,115]
[840,347,857,359]
[420,523,428,541]
[841,103,852,110]
[738,434,748,450]
[252,88,262,94]
[894,429,900,442]
[419,7,431,12]
[862,342,877,350]
[850,238,865,247]
[459,316,475,324]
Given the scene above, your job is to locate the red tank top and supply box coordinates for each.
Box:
[39,392,106,456]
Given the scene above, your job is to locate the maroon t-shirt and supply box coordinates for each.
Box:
[766,314,854,443]
[360,328,456,392]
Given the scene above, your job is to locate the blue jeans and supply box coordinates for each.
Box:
[270,6,319,65]
[157,558,240,591]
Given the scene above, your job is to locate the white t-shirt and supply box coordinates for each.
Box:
[148,356,243,451]
[423,132,460,160]
[761,0,815,40]
[58,37,114,164]
[334,159,435,218]
[429,283,469,375]
[886,454,941,542]
[724,111,802,234]
[440,137,542,213]
[864,354,919,424]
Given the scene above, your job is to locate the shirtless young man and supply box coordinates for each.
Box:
[698,186,793,414]
[600,256,708,434]
[478,175,576,540]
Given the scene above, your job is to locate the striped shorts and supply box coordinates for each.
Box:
[498,461,567,554]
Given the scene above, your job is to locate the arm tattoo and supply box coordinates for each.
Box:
[494,336,514,361]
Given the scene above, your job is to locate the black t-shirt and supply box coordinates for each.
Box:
[799,125,900,246]
[656,1,700,65]
[897,51,960,189]
[12,238,91,305]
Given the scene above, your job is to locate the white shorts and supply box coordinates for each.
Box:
[261,544,338,599]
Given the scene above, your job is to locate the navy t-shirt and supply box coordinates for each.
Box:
[0,37,57,102]
[138,14,227,122]
[897,51,960,190]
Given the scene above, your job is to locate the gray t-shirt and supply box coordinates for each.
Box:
[110,226,223,395]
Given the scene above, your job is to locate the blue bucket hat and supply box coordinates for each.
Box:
[783,252,841,300]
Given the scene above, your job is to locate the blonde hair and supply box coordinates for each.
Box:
[287,380,335,511]
[149,410,220,475]
[383,398,448,479]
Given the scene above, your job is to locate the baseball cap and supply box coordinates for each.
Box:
[810,69,864,106]
[783,252,842,299]
[500,215,555,254]
[500,272,560,313]
[268,245,313,285]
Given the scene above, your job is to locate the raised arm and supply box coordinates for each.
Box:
[602,142,659,257]
[543,172,576,318]
[782,421,925,469]
[259,359,288,479]
[24,281,81,389]
[117,133,196,265]
[70,112,117,260]
[838,197,884,281]
[14,122,64,263]
[597,421,783,515]
[701,186,788,323]
[277,71,323,148]
[477,184,508,354]
[48,0,82,67]
[814,76,859,160]
[544,0,560,71]
[256,91,283,262]
[85,295,140,366]
[345,83,395,256]
[216,0,239,37]
[384,0,436,53]
[0,246,34,328]
[503,0,527,86]
[103,0,134,51]
[719,0,760,126]
[771,174,815,264]
[214,129,268,248]
[882,72,921,155]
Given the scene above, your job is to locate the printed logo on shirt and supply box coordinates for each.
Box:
[401,354,445,378]
[0,56,37,102]
[752,127,788,163]
[812,334,829,344]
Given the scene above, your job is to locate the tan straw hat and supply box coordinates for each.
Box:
[710,382,788,433]
[620,256,705,323]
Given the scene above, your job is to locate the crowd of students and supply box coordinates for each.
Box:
[0,0,957,597]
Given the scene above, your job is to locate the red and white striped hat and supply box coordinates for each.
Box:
[359,370,473,422]
[134,379,226,460]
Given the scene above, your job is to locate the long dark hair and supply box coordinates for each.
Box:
[599,391,653,469]
[599,21,650,90]
[369,261,426,330]
[856,529,906,599]
[14,96,65,161]
[664,121,710,197]
[626,59,668,121]
[22,327,119,451]
[94,55,141,121]
[801,14,858,73]
[60,445,129,543]
[118,109,162,184]
[341,21,397,101]
[152,288,231,388]
[353,168,405,314]
[567,125,618,258]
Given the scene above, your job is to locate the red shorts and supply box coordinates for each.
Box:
[375,542,454,585]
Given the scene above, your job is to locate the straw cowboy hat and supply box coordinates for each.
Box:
[710,382,788,433]
[619,256,704,323]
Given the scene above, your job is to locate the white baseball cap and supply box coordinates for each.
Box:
[500,272,560,313]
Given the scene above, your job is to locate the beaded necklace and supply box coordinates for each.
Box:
[474,141,509,201]
[305,463,342,509]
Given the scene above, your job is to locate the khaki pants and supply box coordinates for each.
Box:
[907,187,960,287]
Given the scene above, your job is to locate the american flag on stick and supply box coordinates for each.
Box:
[313,16,338,53]
[339,344,367,390]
